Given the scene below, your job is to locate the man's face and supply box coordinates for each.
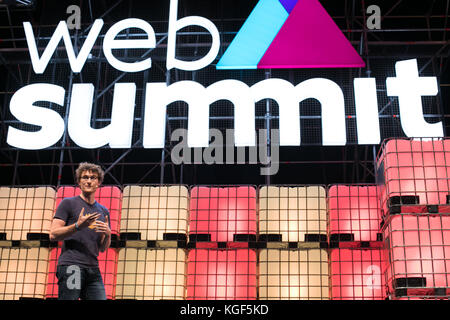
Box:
[78,170,100,194]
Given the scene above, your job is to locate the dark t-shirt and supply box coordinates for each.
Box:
[54,196,110,268]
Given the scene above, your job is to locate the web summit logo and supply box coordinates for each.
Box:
[217,0,365,69]
[6,0,443,155]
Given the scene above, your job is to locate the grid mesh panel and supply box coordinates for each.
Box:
[186,248,257,300]
[328,185,382,242]
[0,247,50,300]
[377,138,450,217]
[120,185,189,241]
[259,248,329,300]
[330,248,385,300]
[0,187,55,241]
[258,185,327,242]
[383,214,450,299]
[189,186,257,243]
[116,248,186,300]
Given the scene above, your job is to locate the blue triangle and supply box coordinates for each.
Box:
[216,0,288,70]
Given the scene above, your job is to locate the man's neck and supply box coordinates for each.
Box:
[80,192,96,205]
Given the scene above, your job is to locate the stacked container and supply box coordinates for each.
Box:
[116,185,188,300]
[186,186,257,300]
[378,138,450,299]
[0,187,55,300]
[258,185,329,300]
[0,187,56,241]
[328,185,385,300]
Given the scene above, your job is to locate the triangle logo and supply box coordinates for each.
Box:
[217,0,365,70]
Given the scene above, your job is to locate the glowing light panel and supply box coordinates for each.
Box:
[189,186,257,242]
[187,249,257,300]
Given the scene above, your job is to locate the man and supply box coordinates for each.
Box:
[50,162,111,300]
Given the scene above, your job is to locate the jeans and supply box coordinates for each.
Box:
[56,265,106,300]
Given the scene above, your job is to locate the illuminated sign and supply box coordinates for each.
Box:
[23,0,220,74]
[217,0,365,69]
[5,0,444,151]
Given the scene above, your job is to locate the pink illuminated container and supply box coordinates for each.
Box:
[328,185,382,242]
[55,186,122,238]
[330,248,385,300]
[186,248,257,300]
[45,186,122,299]
[98,248,119,299]
[383,214,450,298]
[189,186,257,242]
[45,247,118,300]
[377,138,450,217]
[45,247,60,299]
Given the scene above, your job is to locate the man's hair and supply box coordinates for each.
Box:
[75,162,104,184]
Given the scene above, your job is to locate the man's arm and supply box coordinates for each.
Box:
[50,207,100,241]
[49,218,77,241]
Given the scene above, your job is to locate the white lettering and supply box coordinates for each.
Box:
[5,60,444,151]
[23,19,103,74]
[143,80,256,148]
[386,59,443,138]
[144,78,347,149]
[103,18,156,73]
[251,79,298,146]
[207,80,256,147]
[251,78,348,146]
[7,83,65,150]
[143,81,209,148]
[68,83,136,148]
[354,78,380,144]
[167,0,220,71]
[293,78,347,146]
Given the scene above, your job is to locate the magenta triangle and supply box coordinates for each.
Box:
[258,0,365,69]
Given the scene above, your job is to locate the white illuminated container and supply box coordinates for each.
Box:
[115,248,186,300]
[258,186,327,242]
[0,187,56,240]
[0,247,50,300]
[121,185,188,241]
[259,249,329,300]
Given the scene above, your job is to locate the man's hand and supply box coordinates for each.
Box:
[94,215,111,237]
[96,215,111,252]
[76,208,100,230]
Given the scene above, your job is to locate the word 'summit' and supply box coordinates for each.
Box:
[7,59,441,150]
